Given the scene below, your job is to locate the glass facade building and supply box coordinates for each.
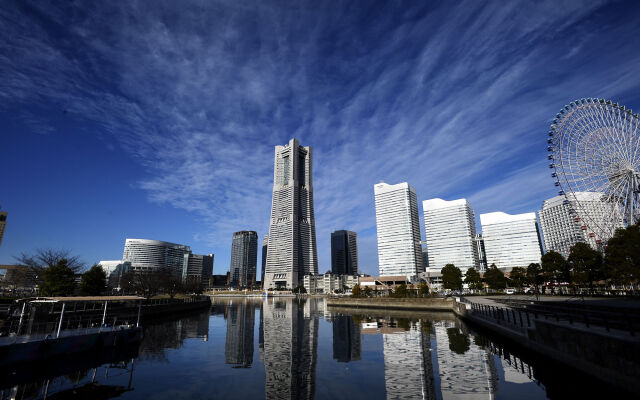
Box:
[230,231,258,288]
[330,230,358,275]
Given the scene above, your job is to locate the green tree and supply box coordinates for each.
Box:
[541,251,569,284]
[604,224,640,289]
[39,259,76,296]
[363,286,373,297]
[526,263,542,288]
[568,242,603,293]
[509,267,526,289]
[464,268,483,291]
[441,264,462,290]
[80,264,107,295]
[484,264,506,290]
[393,283,409,298]
[351,284,362,298]
[293,285,307,294]
[417,282,430,297]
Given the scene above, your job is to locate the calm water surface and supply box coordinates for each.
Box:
[1,298,631,399]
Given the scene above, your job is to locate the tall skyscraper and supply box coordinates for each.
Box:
[225,300,255,367]
[331,230,358,275]
[230,231,258,288]
[201,254,214,289]
[480,212,543,270]
[422,198,479,272]
[122,238,191,276]
[0,211,7,247]
[261,235,268,287]
[264,138,318,290]
[374,182,422,277]
[539,192,618,257]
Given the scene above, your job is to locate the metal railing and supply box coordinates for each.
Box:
[463,299,637,336]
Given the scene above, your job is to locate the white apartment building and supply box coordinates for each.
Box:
[539,192,620,257]
[374,182,423,278]
[480,212,542,271]
[422,198,479,273]
[303,274,357,294]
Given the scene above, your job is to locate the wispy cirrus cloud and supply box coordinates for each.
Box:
[2,0,640,273]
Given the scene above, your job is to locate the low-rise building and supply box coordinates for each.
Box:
[303,274,358,294]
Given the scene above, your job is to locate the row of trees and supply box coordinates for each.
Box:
[439,223,639,293]
[441,264,507,291]
[351,282,430,298]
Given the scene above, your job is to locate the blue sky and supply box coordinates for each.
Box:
[1,0,640,276]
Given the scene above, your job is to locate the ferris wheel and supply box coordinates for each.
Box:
[547,98,640,244]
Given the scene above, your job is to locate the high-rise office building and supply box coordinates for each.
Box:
[539,192,618,257]
[332,315,361,362]
[264,138,318,290]
[230,231,258,288]
[182,253,215,288]
[422,198,479,272]
[0,211,7,247]
[374,182,422,277]
[122,238,191,276]
[480,212,543,270]
[331,230,358,275]
[225,300,255,366]
[261,235,268,287]
[201,254,214,289]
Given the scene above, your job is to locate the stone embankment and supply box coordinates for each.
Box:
[326,297,454,311]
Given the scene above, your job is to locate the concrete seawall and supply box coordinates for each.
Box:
[326,297,454,311]
[453,300,640,393]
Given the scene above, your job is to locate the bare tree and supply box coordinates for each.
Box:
[14,248,85,273]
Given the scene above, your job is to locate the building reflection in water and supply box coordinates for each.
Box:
[225,300,255,367]
[372,320,436,400]
[434,321,498,400]
[263,298,318,400]
[332,315,361,363]
[139,310,210,362]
